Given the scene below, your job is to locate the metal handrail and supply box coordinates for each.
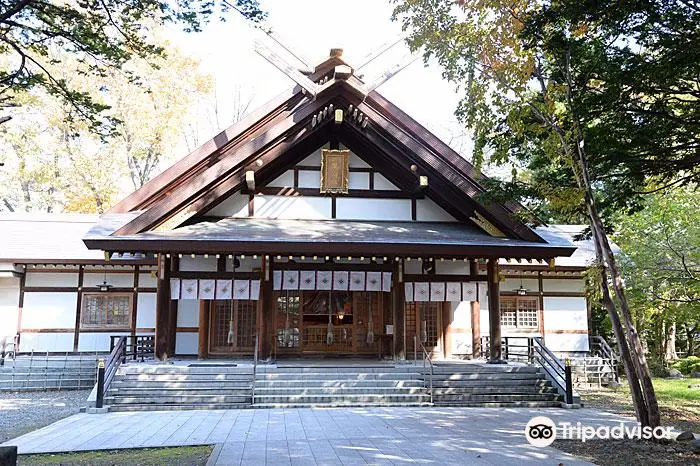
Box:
[96,336,127,408]
[531,337,573,404]
[418,340,434,404]
[252,334,259,406]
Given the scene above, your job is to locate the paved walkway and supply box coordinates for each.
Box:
[3,407,639,465]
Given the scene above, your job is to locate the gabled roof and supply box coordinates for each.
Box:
[86,49,572,259]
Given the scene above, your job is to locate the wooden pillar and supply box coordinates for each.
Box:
[487,258,505,363]
[198,300,209,359]
[262,257,274,360]
[167,258,178,357]
[441,302,451,360]
[155,254,171,360]
[469,260,481,358]
[73,265,84,352]
[392,259,405,360]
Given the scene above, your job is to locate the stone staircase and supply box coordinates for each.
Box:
[427,363,564,408]
[105,364,253,412]
[0,354,99,391]
[252,365,431,408]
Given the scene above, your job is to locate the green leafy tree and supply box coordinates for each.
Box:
[616,188,700,363]
[0,0,264,134]
[393,0,699,427]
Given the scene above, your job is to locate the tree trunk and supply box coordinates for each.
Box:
[594,240,649,426]
[664,320,678,363]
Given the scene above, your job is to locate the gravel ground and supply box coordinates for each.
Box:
[0,390,90,443]
[553,439,699,465]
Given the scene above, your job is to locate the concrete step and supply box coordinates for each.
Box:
[427,373,543,381]
[106,394,251,404]
[432,386,559,395]
[254,387,427,395]
[256,366,416,373]
[108,403,250,412]
[257,373,421,381]
[116,374,253,382]
[430,365,540,373]
[252,394,430,404]
[430,379,551,388]
[110,380,251,389]
[434,401,562,408]
[252,402,432,409]
[107,387,252,396]
[433,393,562,402]
[254,380,423,388]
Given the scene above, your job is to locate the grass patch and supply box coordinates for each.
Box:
[18,445,214,466]
[580,378,700,433]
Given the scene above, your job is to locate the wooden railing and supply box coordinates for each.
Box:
[109,335,155,362]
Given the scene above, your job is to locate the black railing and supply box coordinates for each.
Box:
[110,335,155,362]
[96,336,127,408]
[589,335,620,382]
[479,335,574,405]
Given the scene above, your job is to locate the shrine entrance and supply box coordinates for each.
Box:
[208,300,258,354]
[274,290,387,356]
[405,302,444,358]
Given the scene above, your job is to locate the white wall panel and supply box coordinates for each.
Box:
[298,151,321,166]
[452,301,472,328]
[179,256,218,272]
[177,300,199,327]
[502,278,539,293]
[83,273,133,288]
[542,279,585,293]
[78,332,129,352]
[22,293,77,328]
[0,279,19,336]
[225,257,261,273]
[348,151,371,168]
[348,172,370,190]
[297,170,320,189]
[176,332,198,355]
[543,297,588,331]
[139,273,157,288]
[267,170,295,188]
[336,198,411,221]
[19,333,73,352]
[25,272,78,287]
[373,174,399,191]
[255,196,332,219]
[136,293,157,328]
[205,193,249,217]
[545,334,589,352]
[416,199,457,222]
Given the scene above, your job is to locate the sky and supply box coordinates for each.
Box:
[165,0,474,158]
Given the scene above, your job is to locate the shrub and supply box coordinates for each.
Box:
[671,356,700,375]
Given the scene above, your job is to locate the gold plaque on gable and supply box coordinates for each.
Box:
[320,149,350,194]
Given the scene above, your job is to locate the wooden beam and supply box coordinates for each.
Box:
[131,265,139,338]
[392,259,405,360]
[470,260,481,358]
[167,258,178,357]
[254,39,321,97]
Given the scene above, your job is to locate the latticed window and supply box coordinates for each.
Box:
[81,293,132,329]
[501,296,539,329]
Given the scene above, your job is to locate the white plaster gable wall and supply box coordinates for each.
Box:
[543,297,588,330]
[25,272,77,287]
[205,193,249,217]
[415,199,456,222]
[255,196,332,219]
[373,174,399,191]
[336,198,412,221]
[21,293,77,329]
[0,277,19,337]
[176,332,198,355]
[268,171,294,188]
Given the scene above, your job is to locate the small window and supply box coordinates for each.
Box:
[501,296,539,329]
[81,293,132,329]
